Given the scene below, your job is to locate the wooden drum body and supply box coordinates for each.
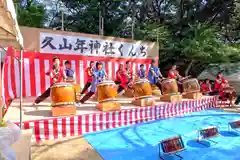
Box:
[133,79,152,98]
[161,79,178,95]
[97,80,118,102]
[182,78,200,93]
[51,82,75,107]
[160,136,184,154]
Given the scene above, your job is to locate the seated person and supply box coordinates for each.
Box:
[137,64,146,79]
[148,59,163,90]
[201,79,213,95]
[80,62,107,104]
[64,60,75,82]
[115,64,128,93]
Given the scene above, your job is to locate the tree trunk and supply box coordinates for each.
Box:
[185,59,194,76]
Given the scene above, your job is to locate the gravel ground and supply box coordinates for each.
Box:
[31,136,102,160]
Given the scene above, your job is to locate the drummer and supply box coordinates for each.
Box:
[168,65,182,80]
[148,59,163,90]
[168,65,184,92]
[115,64,129,93]
[80,61,95,95]
[80,62,107,104]
[137,64,146,79]
[33,56,66,105]
[64,60,76,82]
[214,72,228,92]
[126,61,133,86]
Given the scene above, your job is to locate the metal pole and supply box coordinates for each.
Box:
[19,49,23,129]
[101,16,104,36]
[0,48,2,120]
[61,9,64,31]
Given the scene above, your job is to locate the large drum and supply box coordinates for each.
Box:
[161,79,178,95]
[51,82,75,107]
[182,78,200,93]
[160,136,185,154]
[66,80,81,102]
[133,79,152,98]
[97,80,118,102]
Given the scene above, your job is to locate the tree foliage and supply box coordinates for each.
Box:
[16,0,240,76]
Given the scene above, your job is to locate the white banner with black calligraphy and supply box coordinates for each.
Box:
[40,32,150,59]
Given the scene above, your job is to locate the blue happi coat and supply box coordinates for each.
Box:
[90,68,105,92]
[148,65,161,84]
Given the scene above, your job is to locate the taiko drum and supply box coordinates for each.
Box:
[160,136,185,154]
[66,80,81,102]
[199,126,219,139]
[51,82,75,107]
[97,80,118,102]
[161,79,178,95]
[133,79,152,98]
[182,78,200,93]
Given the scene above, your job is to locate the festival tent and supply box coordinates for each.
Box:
[0,0,23,120]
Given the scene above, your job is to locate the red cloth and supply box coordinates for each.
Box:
[214,77,227,91]
[50,66,65,85]
[86,67,93,83]
[116,70,128,88]
[201,83,211,93]
[168,69,178,79]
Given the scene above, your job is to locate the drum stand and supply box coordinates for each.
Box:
[196,131,218,146]
[228,121,240,136]
[158,143,184,160]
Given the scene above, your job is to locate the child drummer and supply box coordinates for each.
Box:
[137,64,146,79]
[80,61,95,95]
[33,56,66,105]
[64,60,76,82]
[115,64,128,93]
[148,59,163,90]
[80,62,108,104]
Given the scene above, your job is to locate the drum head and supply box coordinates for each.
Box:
[161,78,175,84]
[134,78,149,84]
[98,80,115,86]
[51,82,73,88]
[182,78,196,83]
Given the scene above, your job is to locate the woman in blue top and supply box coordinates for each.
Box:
[80,62,107,104]
[148,59,163,90]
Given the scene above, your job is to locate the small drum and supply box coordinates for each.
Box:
[51,82,76,107]
[160,136,185,154]
[221,87,236,103]
[97,80,118,102]
[161,79,178,95]
[133,79,152,98]
[229,120,240,129]
[199,126,219,139]
[182,78,200,93]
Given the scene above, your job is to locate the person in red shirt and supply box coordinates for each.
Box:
[214,72,228,91]
[80,61,95,95]
[125,61,133,88]
[115,64,129,93]
[34,56,66,105]
[201,79,212,95]
[168,65,182,80]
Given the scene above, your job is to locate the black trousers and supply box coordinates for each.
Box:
[155,82,162,90]
[80,91,95,104]
[34,88,51,104]
[81,82,91,94]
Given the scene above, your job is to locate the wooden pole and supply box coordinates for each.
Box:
[0,51,2,121]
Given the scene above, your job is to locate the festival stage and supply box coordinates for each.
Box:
[5,96,218,142]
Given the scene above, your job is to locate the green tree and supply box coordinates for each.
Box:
[14,0,46,28]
